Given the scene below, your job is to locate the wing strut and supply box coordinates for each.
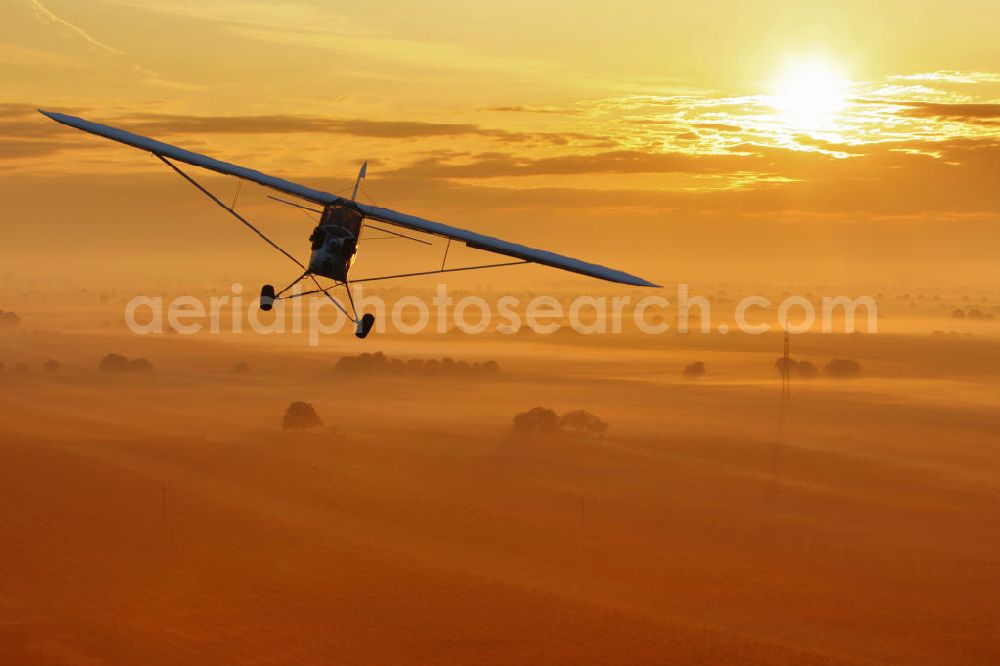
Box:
[281,261,529,298]
[156,155,306,271]
[350,261,528,284]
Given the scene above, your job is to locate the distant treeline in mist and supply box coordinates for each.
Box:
[335,352,499,377]
[512,407,609,437]
[776,357,861,378]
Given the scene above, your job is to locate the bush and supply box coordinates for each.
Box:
[824,358,862,378]
[99,353,153,374]
[559,410,609,436]
[512,407,560,434]
[683,361,706,377]
[512,407,609,437]
[129,358,153,373]
[0,311,20,328]
[775,357,818,378]
[43,359,60,373]
[335,352,500,378]
[233,362,250,374]
[282,401,323,430]
[13,362,27,374]
[796,360,818,377]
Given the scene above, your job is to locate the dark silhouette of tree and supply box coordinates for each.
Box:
[282,401,323,430]
[99,353,153,373]
[233,362,250,374]
[559,410,609,436]
[14,362,27,374]
[683,361,706,377]
[512,407,560,434]
[43,359,60,373]
[513,407,610,437]
[775,357,818,378]
[797,360,818,377]
[0,311,20,328]
[129,358,153,373]
[335,352,500,378]
[99,353,129,373]
[824,358,862,378]
[952,309,966,319]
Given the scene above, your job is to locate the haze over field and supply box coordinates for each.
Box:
[2,0,1000,664]
[1,287,999,664]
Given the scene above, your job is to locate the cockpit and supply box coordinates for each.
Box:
[309,224,355,251]
[307,204,364,281]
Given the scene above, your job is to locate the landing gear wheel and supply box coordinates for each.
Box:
[355,313,376,339]
[259,284,276,311]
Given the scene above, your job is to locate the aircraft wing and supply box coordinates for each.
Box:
[40,110,658,287]
[39,110,340,206]
[356,203,659,287]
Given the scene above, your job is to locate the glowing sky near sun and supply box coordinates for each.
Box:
[1,0,998,285]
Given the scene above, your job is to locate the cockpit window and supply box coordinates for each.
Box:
[309,226,326,250]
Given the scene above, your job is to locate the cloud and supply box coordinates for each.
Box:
[0,138,85,159]
[28,0,124,56]
[0,104,44,119]
[0,106,607,162]
[890,71,1000,85]
[371,136,1000,217]
[485,105,580,115]
[0,43,77,67]
[381,150,759,179]
[895,101,1000,121]
[691,123,744,132]
[99,0,550,76]
[90,112,601,146]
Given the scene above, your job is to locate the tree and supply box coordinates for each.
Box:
[282,401,323,430]
[0,311,20,328]
[824,358,862,378]
[775,357,818,378]
[796,360,818,378]
[128,358,153,373]
[99,353,153,373]
[512,407,560,434]
[233,362,250,374]
[559,409,609,436]
[43,359,60,373]
[683,361,706,377]
[98,353,130,373]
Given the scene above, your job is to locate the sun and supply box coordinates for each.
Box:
[770,57,849,130]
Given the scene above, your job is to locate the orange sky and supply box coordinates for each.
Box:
[1,0,998,287]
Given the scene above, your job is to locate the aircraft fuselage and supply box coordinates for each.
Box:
[308,204,363,282]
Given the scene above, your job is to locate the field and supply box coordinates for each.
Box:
[1,291,998,665]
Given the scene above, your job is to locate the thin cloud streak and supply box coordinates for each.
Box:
[29,0,124,56]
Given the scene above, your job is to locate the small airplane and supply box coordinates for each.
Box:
[40,110,658,338]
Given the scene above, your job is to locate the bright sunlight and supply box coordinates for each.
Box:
[771,56,849,130]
